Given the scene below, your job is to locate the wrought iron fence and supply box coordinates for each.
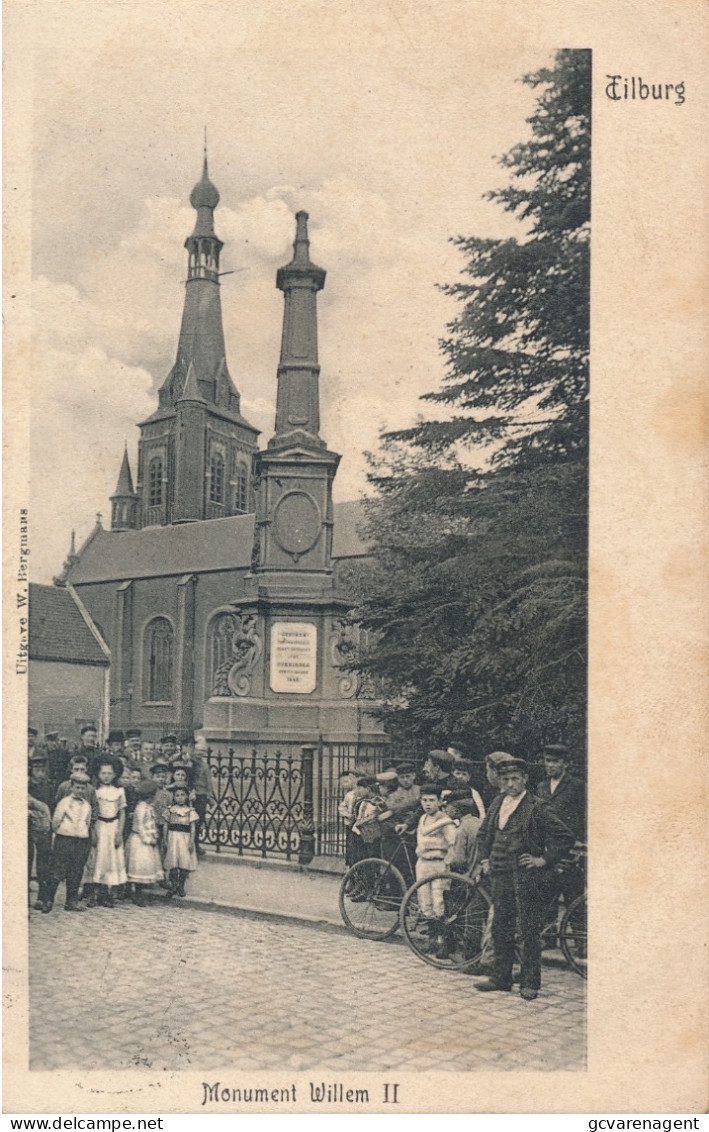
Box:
[314,742,391,857]
[203,739,391,861]
[204,744,305,861]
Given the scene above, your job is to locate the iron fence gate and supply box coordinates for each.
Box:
[204,743,305,861]
[203,739,391,861]
[314,741,390,857]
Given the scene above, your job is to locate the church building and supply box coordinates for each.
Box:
[54,157,383,751]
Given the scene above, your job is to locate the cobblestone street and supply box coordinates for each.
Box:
[29,900,585,1073]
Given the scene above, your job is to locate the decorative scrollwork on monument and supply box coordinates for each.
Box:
[329,617,361,699]
[211,612,262,698]
[203,746,305,860]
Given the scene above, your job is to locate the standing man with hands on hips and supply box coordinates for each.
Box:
[474,758,575,1001]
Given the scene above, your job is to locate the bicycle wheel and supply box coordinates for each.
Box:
[339,858,407,940]
[559,892,587,978]
[399,873,491,971]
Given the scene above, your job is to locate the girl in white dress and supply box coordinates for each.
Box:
[126,778,163,905]
[163,783,198,897]
[93,758,127,907]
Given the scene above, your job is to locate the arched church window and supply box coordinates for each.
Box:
[144,617,173,703]
[209,451,224,504]
[235,462,248,512]
[148,458,163,508]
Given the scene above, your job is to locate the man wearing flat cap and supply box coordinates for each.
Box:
[368,763,420,882]
[535,745,585,842]
[446,757,486,820]
[80,723,98,752]
[475,758,575,1000]
[106,730,125,757]
[161,734,178,761]
[535,744,586,942]
[125,728,142,757]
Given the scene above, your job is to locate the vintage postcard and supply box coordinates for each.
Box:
[3,0,707,1117]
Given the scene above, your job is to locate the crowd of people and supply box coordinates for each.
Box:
[28,723,586,1000]
[27,725,216,914]
[339,745,586,1001]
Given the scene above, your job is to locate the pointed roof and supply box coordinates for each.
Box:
[112,446,136,497]
[153,153,256,428]
[190,153,220,214]
[178,361,206,404]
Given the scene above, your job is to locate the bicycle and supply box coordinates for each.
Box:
[553,845,587,979]
[338,831,418,940]
[399,844,587,977]
[399,867,492,971]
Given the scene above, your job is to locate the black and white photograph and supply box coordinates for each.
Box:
[4,0,707,1118]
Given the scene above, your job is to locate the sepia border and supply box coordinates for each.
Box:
[3,0,708,1114]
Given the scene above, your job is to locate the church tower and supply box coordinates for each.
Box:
[130,153,259,527]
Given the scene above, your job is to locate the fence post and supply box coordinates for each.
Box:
[299,744,316,865]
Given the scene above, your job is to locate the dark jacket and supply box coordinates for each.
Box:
[535,774,586,841]
[477,792,575,870]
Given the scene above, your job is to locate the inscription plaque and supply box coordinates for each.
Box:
[270,622,318,694]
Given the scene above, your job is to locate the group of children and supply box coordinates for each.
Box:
[29,745,206,914]
[339,751,486,942]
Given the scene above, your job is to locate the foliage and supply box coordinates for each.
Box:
[350,50,590,761]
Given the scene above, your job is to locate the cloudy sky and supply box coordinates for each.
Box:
[24,0,559,582]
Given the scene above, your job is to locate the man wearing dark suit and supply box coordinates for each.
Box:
[535,744,585,842]
[535,744,586,942]
[474,758,575,1000]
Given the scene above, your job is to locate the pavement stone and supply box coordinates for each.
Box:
[28,882,585,1073]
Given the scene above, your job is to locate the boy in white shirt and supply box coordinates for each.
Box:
[415,783,457,954]
[36,771,94,913]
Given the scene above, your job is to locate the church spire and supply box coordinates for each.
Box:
[113,445,135,496]
[270,211,327,451]
[156,151,239,414]
[110,446,138,531]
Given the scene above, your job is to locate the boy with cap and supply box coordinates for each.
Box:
[186,735,216,857]
[150,761,172,826]
[349,776,382,870]
[475,758,575,1000]
[444,790,487,962]
[149,761,173,886]
[445,758,486,820]
[375,764,420,884]
[338,770,370,868]
[36,770,94,912]
[415,783,457,954]
[28,754,53,906]
[55,754,98,813]
[446,791,483,873]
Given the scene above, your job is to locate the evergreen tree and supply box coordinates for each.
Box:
[350,50,590,761]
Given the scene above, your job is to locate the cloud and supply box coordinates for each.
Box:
[31,276,156,580]
[31,177,464,581]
